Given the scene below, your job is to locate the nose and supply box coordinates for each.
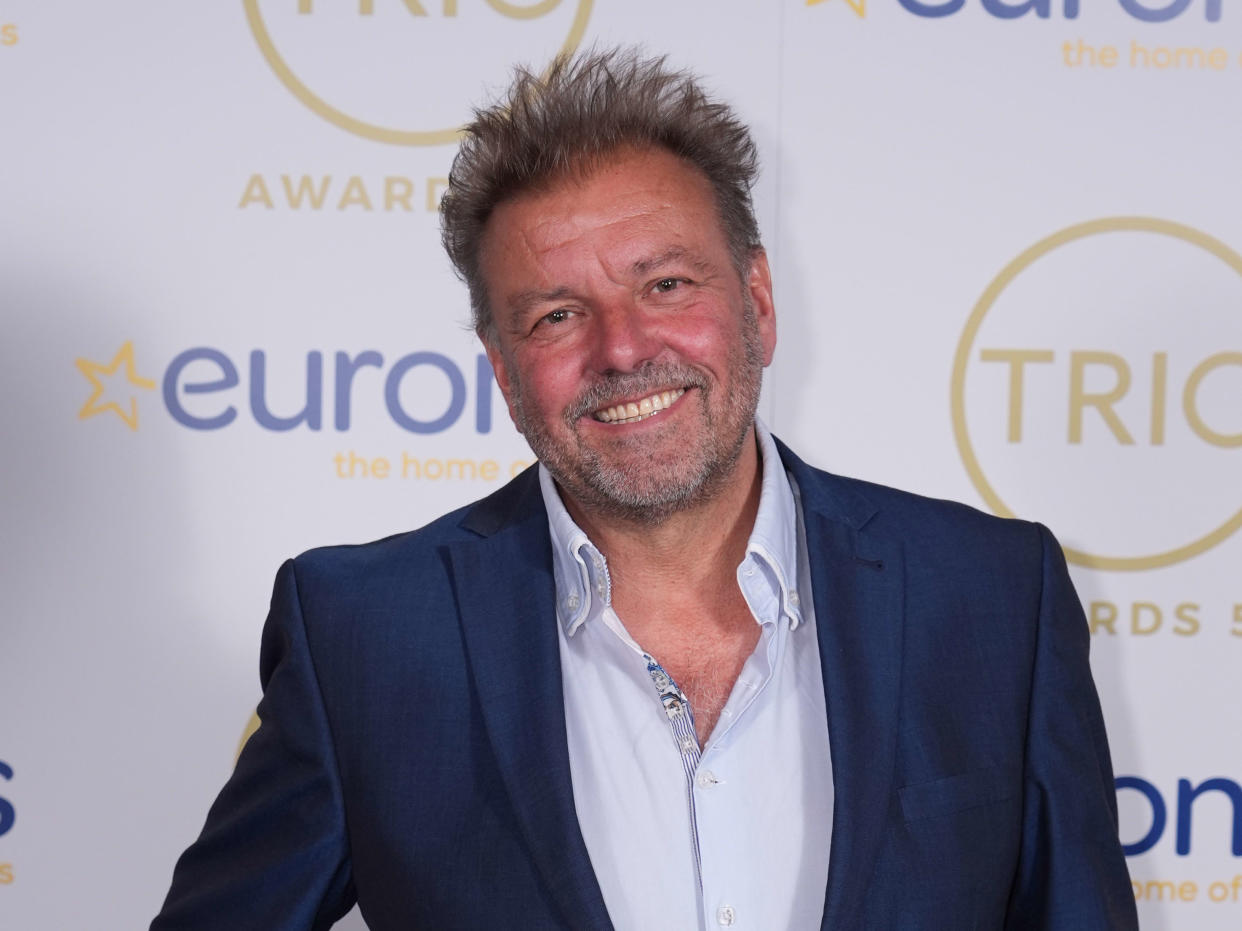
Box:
[589,300,663,374]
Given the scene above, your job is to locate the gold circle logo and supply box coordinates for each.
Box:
[237,711,262,761]
[951,217,1242,571]
[244,0,593,145]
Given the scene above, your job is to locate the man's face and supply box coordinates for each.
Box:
[479,147,776,523]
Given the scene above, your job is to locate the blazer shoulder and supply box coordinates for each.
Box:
[778,438,1044,560]
[844,472,1032,538]
[287,464,546,590]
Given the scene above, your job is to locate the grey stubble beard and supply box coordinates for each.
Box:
[510,301,766,526]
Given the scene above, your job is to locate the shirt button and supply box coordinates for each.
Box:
[717,905,736,926]
[789,590,800,607]
[697,769,719,788]
[566,593,580,611]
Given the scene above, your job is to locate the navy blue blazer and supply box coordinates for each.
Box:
[154,440,1136,930]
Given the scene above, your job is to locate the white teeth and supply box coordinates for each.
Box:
[594,388,685,424]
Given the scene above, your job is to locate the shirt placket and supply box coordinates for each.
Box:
[698,556,789,928]
[641,612,784,930]
[644,655,705,886]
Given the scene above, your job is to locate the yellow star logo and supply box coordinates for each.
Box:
[807,0,866,16]
[76,341,156,430]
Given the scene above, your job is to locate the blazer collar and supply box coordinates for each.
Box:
[778,440,906,930]
[449,467,614,930]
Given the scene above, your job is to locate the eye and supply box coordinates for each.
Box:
[540,309,572,327]
[653,277,683,293]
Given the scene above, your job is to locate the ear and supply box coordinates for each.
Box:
[483,338,523,434]
[746,248,777,366]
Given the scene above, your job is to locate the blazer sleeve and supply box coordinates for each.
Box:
[151,559,356,930]
[1004,524,1137,929]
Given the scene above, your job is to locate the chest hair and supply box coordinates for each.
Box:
[642,617,759,745]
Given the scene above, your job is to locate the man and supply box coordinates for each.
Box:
[154,50,1137,929]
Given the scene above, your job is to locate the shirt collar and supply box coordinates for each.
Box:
[539,419,804,637]
[539,463,607,635]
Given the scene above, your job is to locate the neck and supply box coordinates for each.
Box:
[562,430,767,744]
[561,428,764,604]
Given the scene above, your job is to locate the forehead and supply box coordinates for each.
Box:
[479,147,730,287]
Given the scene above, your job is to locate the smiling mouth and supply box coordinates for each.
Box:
[592,388,686,424]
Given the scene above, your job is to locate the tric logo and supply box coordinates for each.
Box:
[807,0,866,17]
[951,218,1242,571]
[75,341,156,431]
[245,0,594,146]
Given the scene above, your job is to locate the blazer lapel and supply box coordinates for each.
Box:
[446,480,613,931]
[780,444,905,930]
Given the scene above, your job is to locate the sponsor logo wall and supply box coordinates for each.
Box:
[778,1,1242,924]
[0,1,1235,926]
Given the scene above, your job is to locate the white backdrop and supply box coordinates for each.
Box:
[1,1,1239,928]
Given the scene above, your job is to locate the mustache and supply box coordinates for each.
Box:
[564,363,708,422]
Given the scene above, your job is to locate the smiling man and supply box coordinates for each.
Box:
[154,50,1137,930]
[480,145,771,533]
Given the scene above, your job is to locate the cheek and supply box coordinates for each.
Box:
[511,351,583,417]
[663,315,743,370]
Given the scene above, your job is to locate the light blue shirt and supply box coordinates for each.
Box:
[541,422,834,931]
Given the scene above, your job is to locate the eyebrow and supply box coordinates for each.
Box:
[507,285,575,316]
[503,247,717,320]
[630,246,714,278]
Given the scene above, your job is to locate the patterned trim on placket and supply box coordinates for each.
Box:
[645,654,704,888]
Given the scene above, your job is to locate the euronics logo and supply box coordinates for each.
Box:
[806,0,865,17]
[76,343,501,434]
[897,0,1221,19]
[1117,775,1242,857]
[808,0,1223,20]
[0,760,11,887]
[0,761,13,839]
[75,341,156,431]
